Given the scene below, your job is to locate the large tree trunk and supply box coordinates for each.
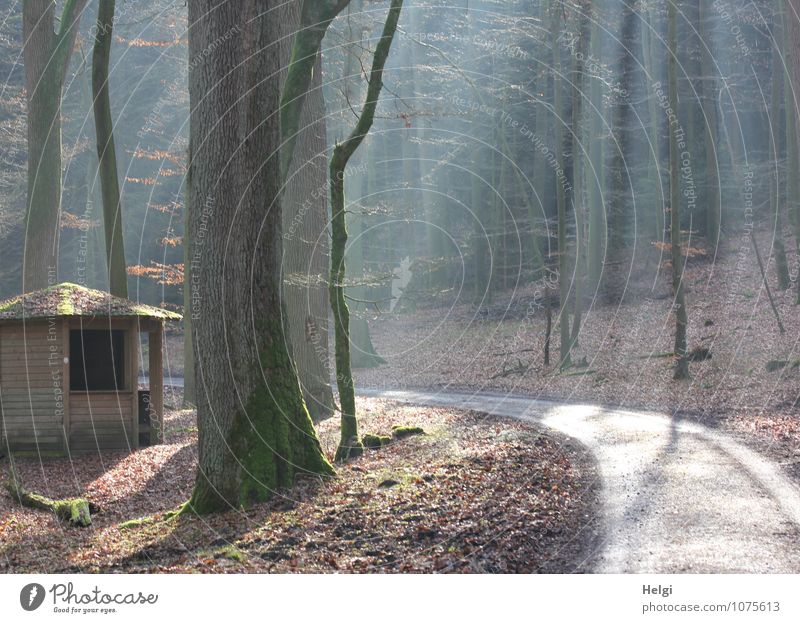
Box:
[279,6,335,422]
[186,0,333,514]
[22,0,88,292]
[92,0,128,298]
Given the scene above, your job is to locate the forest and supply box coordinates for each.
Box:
[2,0,800,582]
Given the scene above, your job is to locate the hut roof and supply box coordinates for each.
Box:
[0,283,182,321]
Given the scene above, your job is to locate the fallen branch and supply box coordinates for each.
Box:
[5,467,97,527]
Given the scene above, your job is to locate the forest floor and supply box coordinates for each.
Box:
[0,398,599,573]
[356,228,800,482]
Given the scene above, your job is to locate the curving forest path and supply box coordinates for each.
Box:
[361,388,800,573]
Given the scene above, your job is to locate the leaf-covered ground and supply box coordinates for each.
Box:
[0,398,599,573]
[356,230,800,478]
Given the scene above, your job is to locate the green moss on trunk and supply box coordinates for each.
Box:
[187,317,335,513]
[328,0,403,463]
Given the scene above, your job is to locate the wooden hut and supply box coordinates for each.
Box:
[0,283,181,454]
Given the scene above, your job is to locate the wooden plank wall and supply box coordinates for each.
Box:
[1,320,136,453]
[0,321,67,452]
[68,392,134,452]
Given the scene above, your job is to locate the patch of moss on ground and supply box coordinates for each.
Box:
[391,425,425,439]
[362,433,392,449]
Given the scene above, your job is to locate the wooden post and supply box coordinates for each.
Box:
[129,319,140,449]
[149,323,164,444]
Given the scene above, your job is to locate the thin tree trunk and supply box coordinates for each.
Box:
[571,6,589,347]
[785,0,800,302]
[186,0,334,514]
[183,140,195,406]
[22,0,89,292]
[770,3,790,290]
[92,0,128,298]
[786,0,800,304]
[587,5,605,290]
[699,0,720,253]
[643,5,664,243]
[551,6,571,368]
[329,0,403,461]
[668,0,689,380]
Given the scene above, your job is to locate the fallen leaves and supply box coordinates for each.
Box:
[0,399,598,573]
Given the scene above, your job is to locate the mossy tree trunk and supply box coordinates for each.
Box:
[280,0,353,179]
[668,0,689,380]
[330,0,403,461]
[22,0,89,291]
[92,0,128,298]
[186,0,334,514]
[339,1,385,370]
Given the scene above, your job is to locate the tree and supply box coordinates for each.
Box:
[22,0,89,291]
[570,1,590,348]
[769,1,790,290]
[330,0,403,461]
[586,1,605,291]
[604,1,638,299]
[550,4,571,368]
[339,0,387,369]
[668,0,689,380]
[185,0,340,514]
[92,0,128,297]
[699,0,720,253]
[279,6,336,422]
[785,0,800,302]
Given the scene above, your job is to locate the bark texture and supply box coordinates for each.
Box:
[187,0,333,514]
[279,4,335,422]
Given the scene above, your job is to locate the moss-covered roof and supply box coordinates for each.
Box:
[0,283,182,321]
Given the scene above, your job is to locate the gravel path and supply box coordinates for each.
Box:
[361,388,800,573]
